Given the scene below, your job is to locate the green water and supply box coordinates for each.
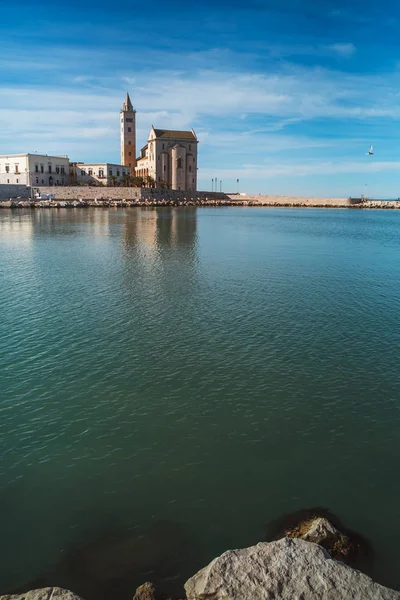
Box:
[1,207,400,596]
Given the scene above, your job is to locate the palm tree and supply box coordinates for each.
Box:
[145,174,156,188]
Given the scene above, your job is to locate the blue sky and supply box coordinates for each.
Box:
[2,0,400,195]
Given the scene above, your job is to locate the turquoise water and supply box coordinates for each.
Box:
[1,207,400,596]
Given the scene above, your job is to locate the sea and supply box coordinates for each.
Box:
[1,207,400,597]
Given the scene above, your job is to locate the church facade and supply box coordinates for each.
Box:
[120,94,198,191]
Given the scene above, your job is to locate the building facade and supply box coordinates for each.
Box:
[136,127,198,191]
[120,93,136,174]
[0,154,70,186]
[70,163,130,186]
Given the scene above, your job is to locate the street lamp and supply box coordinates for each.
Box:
[237,178,240,194]
[212,178,214,192]
[220,180,222,193]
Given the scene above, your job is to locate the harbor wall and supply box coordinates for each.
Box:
[33,187,229,201]
[227,195,357,207]
[0,184,30,199]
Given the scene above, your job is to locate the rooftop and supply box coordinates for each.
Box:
[152,129,197,140]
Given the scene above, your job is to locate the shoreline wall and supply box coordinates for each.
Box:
[228,194,356,207]
[0,184,30,199]
[28,186,228,201]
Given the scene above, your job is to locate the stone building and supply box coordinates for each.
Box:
[135,127,198,191]
[120,93,136,174]
[119,93,198,191]
[70,162,130,186]
[0,153,70,186]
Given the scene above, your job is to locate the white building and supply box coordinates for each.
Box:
[0,153,70,186]
[135,127,198,191]
[71,163,130,186]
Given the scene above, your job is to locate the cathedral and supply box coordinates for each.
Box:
[120,93,198,191]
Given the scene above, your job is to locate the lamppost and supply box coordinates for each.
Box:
[212,178,214,192]
[220,180,222,193]
[237,178,240,194]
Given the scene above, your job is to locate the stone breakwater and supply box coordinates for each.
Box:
[0,198,240,208]
[1,195,400,209]
[2,514,400,600]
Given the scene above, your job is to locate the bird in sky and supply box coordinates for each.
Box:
[366,145,374,155]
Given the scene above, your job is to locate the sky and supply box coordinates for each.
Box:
[1,0,400,196]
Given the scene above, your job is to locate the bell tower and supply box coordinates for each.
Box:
[120,93,136,173]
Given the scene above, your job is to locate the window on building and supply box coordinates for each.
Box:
[61,167,65,175]
[189,145,191,151]
[41,179,44,184]
[117,170,120,176]
[162,144,165,150]
[36,177,39,184]
[128,141,131,145]
[122,171,125,176]
[81,169,86,176]
[5,165,9,173]
[40,165,44,173]
[14,165,19,173]
[128,127,131,132]
[126,118,133,123]
[61,179,64,185]
[189,165,192,172]
[128,152,131,156]
[164,165,166,171]
[56,166,60,174]
[35,165,39,172]
[177,158,182,169]
[99,169,104,178]
[56,180,59,185]
[109,170,112,176]
[88,169,93,176]
[16,178,19,183]
[48,165,52,173]
[7,179,9,183]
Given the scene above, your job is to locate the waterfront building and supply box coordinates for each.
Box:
[70,162,131,186]
[135,127,198,191]
[0,153,70,186]
[120,93,137,174]
[119,93,198,191]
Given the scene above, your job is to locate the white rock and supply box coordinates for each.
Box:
[185,537,400,600]
[0,588,83,600]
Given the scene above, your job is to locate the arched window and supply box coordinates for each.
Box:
[177,158,182,169]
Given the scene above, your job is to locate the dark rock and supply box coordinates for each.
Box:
[133,583,157,600]
[266,506,373,572]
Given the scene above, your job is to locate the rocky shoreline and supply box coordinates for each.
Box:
[2,512,399,600]
[1,197,400,209]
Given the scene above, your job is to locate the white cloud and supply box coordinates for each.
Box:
[327,43,356,57]
[201,160,400,179]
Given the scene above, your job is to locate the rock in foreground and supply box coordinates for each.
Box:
[0,588,83,600]
[185,537,400,600]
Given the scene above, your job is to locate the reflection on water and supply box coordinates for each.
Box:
[122,207,197,250]
[2,208,400,597]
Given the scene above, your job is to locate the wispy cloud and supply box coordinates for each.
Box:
[326,43,356,57]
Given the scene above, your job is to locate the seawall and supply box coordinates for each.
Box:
[1,186,400,209]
